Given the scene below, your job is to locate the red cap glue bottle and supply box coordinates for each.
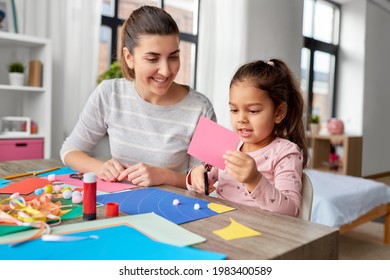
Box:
[83,172,97,221]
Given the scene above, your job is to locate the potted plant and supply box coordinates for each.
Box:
[97,61,123,84]
[8,62,25,86]
[310,114,320,134]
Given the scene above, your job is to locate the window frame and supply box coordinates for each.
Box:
[302,0,340,123]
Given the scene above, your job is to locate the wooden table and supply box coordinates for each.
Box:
[0,159,339,259]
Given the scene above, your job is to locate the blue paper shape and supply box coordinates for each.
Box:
[0,179,10,187]
[0,167,75,188]
[97,188,218,224]
[0,225,226,260]
[37,166,77,177]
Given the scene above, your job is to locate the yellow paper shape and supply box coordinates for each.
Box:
[213,218,261,241]
[60,209,72,215]
[207,202,235,213]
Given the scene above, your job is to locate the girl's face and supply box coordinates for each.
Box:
[123,34,180,104]
[229,81,286,152]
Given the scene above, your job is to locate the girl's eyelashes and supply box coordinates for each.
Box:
[229,108,260,114]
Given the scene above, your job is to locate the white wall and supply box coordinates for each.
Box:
[362,0,390,175]
[197,0,248,129]
[337,1,366,135]
[197,0,303,129]
[336,0,390,176]
[245,0,303,77]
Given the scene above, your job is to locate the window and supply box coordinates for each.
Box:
[99,0,200,88]
[301,0,340,126]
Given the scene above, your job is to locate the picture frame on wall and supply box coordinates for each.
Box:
[0,0,17,33]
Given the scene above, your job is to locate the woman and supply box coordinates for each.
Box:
[60,6,216,188]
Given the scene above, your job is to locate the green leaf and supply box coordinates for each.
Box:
[97,61,123,84]
[8,62,24,73]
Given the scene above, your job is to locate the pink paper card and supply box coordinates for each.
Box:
[187,116,240,169]
[0,177,49,195]
[54,174,138,193]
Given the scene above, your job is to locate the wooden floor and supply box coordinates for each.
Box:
[338,175,390,260]
[339,222,390,259]
[371,175,390,186]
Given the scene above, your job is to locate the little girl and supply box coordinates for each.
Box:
[187,59,308,217]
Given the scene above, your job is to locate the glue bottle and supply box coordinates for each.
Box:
[83,172,97,221]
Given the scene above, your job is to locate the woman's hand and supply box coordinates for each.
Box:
[223,150,261,192]
[97,159,126,182]
[117,163,168,187]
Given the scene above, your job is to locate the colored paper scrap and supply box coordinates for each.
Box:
[36,166,77,177]
[187,116,240,169]
[213,218,261,241]
[55,174,138,193]
[96,188,235,224]
[0,224,226,260]
[208,202,235,213]
[0,177,49,194]
[0,225,32,237]
[0,213,205,247]
[60,205,82,220]
[0,179,10,186]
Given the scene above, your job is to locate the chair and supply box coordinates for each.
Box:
[299,172,314,221]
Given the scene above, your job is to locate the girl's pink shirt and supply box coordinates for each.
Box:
[187,137,303,217]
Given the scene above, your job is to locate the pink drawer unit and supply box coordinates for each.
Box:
[0,138,44,161]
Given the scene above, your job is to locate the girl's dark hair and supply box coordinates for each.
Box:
[230,59,308,168]
[119,5,179,80]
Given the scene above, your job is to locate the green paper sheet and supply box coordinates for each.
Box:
[0,225,32,237]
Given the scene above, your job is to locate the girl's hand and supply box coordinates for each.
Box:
[223,150,261,191]
[189,165,205,193]
[97,158,126,182]
[117,163,167,187]
[188,165,216,194]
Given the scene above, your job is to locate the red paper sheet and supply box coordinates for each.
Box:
[0,177,49,195]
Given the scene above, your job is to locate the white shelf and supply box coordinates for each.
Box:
[0,31,49,47]
[0,84,44,94]
[0,32,52,159]
[0,134,45,139]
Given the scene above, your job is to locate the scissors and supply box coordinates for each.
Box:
[69,173,83,180]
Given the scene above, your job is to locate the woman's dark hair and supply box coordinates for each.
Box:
[230,59,308,168]
[119,5,179,80]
